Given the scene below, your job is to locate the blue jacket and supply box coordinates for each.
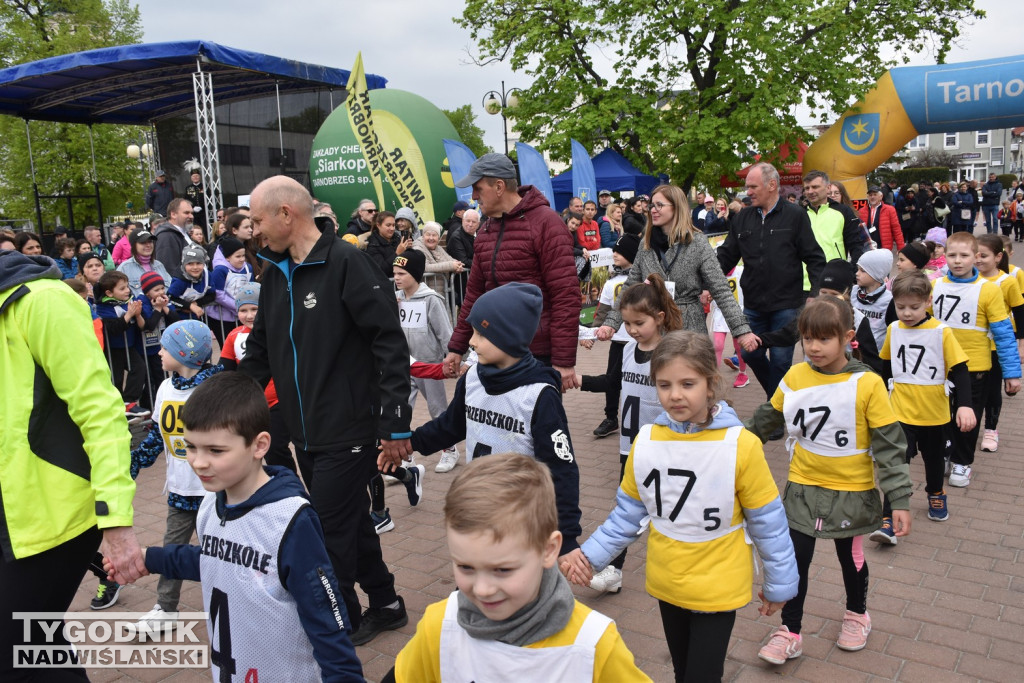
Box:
[94,297,139,349]
[168,270,215,319]
[951,191,975,226]
[597,218,619,248]
[145,466,364,682]
[54,256,77,280]
[580,402,799,604]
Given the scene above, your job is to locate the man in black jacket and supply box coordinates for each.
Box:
[144,169,174,217]
[241,176,413,646]
[446,208,478,305]
[718,162,827,399]
[981,173,1003,234]
[153,199,195,280]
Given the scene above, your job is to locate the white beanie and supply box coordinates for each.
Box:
[857,249,893,285]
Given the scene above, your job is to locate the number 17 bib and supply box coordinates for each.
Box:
[780,373,866,457]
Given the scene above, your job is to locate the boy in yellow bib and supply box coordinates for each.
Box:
[388,454,648,683]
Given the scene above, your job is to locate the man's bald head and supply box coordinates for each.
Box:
[251,176,314,218]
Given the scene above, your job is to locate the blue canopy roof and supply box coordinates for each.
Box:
[551,148,667,210]
[0,40,387,125]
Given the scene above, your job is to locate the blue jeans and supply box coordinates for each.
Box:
[983,205,999,234]
[742,306,802,398]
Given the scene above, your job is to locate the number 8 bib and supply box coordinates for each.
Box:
[780,373,866,457]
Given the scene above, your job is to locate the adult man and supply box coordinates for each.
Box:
[446,208,478,304]
[83,225,115,270]
[183,171,206,229]
[882,178,898,205]
[801,170,867,278]
[596,189,612,219]
[346,199,376,236]
[444,153,581,390]
[567,196,584,217]
[144,169,174,217]
[691,191,706,224]
[0,249,146,679]
[443,200,469,236]
[153,198,195,280]
[240,176,411,645]
[718,162,827,400]
[215,208,225,223]
[859,185,904,250]
[981,172,1003,234]
[107,221,126,252]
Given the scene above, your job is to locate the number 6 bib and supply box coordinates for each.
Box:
[633,425,744,543]
[780,373,866,458]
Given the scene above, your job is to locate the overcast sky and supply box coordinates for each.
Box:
[136,0,1015,152]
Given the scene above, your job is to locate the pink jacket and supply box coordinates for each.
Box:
[111,235,132,265]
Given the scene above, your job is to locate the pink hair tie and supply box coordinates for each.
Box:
[644,278,651,285]
[850,340,859,349]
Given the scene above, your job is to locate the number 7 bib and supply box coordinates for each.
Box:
[780,373,866,457]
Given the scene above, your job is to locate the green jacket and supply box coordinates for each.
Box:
[803,203,848,291]
[0,252,135,560]
[746,356,912,538]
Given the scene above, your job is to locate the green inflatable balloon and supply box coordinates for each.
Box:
[309,89,461,225]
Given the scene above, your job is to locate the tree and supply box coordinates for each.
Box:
[443,104,491,157]
[0,0,143,228]
[457,0,984,192]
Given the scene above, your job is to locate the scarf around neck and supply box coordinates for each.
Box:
[456,565,575,646]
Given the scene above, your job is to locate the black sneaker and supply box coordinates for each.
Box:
[767,427,785,441]
[90,578,122,610]
[350,595,408,646]
[404,464,425,507]
[593,418,618,438]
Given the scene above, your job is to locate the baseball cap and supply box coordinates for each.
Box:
[598,189,611,197]
[130,230,154,246]
[455,153,517,188]
[155,169,166,177]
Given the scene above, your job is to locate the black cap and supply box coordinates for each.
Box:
[129,230,154,246]
[867,185,882,194]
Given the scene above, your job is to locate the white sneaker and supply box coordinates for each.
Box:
[589,566,622,593]
[435,447,459,473]
[949,463,972,488]
[136,604,178,636]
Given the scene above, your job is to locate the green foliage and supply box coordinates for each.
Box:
[442,104,491,157]
[456,0,984,192]
[892,167,950,187]
[0,0,144,227]
[997,173,1017,188]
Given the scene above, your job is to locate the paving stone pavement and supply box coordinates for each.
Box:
[72,264,1024,682]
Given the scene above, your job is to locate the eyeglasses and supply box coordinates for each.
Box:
[362,208,377,214]
[650,201,671,211]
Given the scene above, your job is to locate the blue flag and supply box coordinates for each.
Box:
[570,139,597,205]
[515,142,555,208]
[442,139,477,204]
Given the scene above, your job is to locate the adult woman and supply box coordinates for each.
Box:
[206,220,226,258]
[598,202,624,247]
[219,212,260,273]
[595,184,755,347]
[365,210,411,277]
[395,207,421,242]
[190,225,207,248]
[76,251,106,300]
[14,232,42,255]
[75,238,93,256]
[950,181,975,234]
[702,197,729,232]
[622,196,647,236]
[412,221,462,294]
[117,229,170,296]
[896,187,921,242]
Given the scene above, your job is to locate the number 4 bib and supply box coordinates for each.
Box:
[780,373,866,457]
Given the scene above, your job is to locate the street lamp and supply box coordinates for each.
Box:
[482,81,522,156]
[126,138,156,210]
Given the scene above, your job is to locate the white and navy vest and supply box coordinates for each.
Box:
[619,341,661,456]
[154,380,206,497]
[197,494,327,682]
[464,365,550,460]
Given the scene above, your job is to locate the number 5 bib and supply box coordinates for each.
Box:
[632,425,744,543]
[780,373,866,458]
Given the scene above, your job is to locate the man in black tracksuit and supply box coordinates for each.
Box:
[717,162,827,399]
[241,176,413,646]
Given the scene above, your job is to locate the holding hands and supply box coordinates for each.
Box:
[559,549,593,587]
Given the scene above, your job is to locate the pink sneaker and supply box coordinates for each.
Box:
[757,625,802,665]
[980,429,998,452]
[733,372,750,388]
[836,610,871,651]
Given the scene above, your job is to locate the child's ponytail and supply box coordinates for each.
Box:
[620,273,683,332]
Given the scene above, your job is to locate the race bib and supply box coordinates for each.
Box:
[398,300,427,328]
[781,374,866,457]
[889,324,946,385]
[932,280,983,332]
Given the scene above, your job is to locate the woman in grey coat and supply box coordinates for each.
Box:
[597,184,757,351]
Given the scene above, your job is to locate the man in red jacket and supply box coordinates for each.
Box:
[859,185,904,250]
[443,153,581,391]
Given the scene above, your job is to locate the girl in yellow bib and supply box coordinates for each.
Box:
[748,297,912,662]
[564,331,798,682]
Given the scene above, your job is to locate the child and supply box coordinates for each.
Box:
[207,236,254,344]
[77,251,106,301]
[168,244,215,320]
[895,242,929,275]
[389,453,649,682]
[1001,234,1024,298]
[94,270,148,421]
[999,200,1014,237]
[580,274,683,593]
[755,259,858,352]
[1012,192,1024,242]
[393,250,458,473]
[409,282,582,557]
[113,372,365,682]
[924,227,948,278]
[874,271,973,532]
[975,234,1024,453]
[711,266,749,388]
[589,233,641,438]
[851,249,895,375]
[566,331,798,680]
[748,297,912,658]
[932,232,1021,487]
[130,319,223,631]
[138,271,180,410]
[53,237,78,279]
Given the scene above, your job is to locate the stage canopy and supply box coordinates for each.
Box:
[551,148,668,210]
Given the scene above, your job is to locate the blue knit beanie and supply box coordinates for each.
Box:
[161,320,213,369]
[467,282,543,358]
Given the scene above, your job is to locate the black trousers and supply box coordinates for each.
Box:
[983,351,1003,431]
[265,404,306,482]
[604,341,625,421]
[883,423,946,516]
[107,345,146,404]
[298,445,397,630]
[0,526,101,681]
[951,371,987,466]
[782,529,868,635]
[658,601,736,682]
